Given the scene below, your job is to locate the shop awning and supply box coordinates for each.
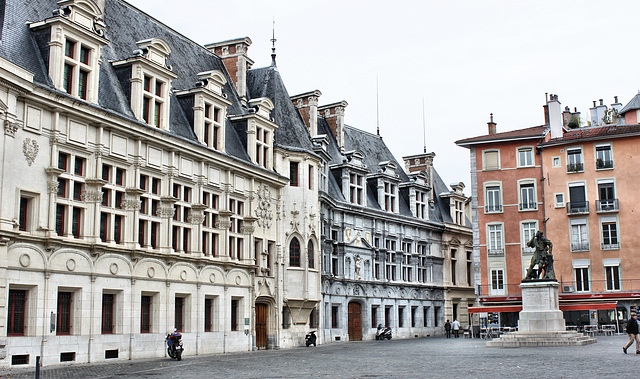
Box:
[469,302,617,314]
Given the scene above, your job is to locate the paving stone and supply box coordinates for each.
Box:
[0,335,635,378]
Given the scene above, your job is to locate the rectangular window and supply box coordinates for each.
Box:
[349,173,363,205]
[596,145,613,169]
[79,46,90,65]
[19,197,29,232]
[57,291,73,335]
[568,184,588,214]
[78,70,88,100]
[571,219,589,252]
[575,267,590,292]
[605,265,621,291]
[102,293,114,334]
[567,148,583,172]
[141,295,152,333]
[231,299,239,331]
[63,63,73,94]
[519,183,536,210]
[65,40,75,58]
[204,298,213,332]
[518,147,534,167]
[290,162,299,187]
[466,251,473,286]
[71,207,82,238]
[490,269,505,295]
[485,185,502,212]
[58,152,69,171]
[175,297,184,331]
[384,182,396,212]
[483,150,499,170]
[601,218,619,250]
[308,165,314,190]
[488,224,503,255]
[74,156,85,176]
[597,181,617,212]
[398,307,404,328]
[371,306,378,328]
[55,204,66,236]
[8,289,27,336]
[115,168,125,186]
[332,305,339,328]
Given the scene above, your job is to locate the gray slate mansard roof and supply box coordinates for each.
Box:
[2,0,315,167]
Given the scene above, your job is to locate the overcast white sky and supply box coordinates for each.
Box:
[127,0,640,195]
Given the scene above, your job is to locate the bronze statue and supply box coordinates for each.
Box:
[524,231,556,281]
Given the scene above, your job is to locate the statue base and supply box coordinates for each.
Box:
[486,281,596,347]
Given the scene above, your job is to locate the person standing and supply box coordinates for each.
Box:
[624,313,640,354]
[444,320,451,338]
[452,319,461,338]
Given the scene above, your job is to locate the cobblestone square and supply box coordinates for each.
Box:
[0,335,635,379]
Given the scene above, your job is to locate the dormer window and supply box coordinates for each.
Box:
[203,103,222,149]
[30,0,108,103]
[349,173,363,205]
[112,38,177,131]
[228,97,276,169]
[256,125,270,168]
[384,182,396,212]
[416,190,427,219]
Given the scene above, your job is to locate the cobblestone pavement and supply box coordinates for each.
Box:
[0,335,636,379]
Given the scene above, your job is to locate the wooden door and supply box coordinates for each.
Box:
[348,302,362,341]
[256,303,267,349]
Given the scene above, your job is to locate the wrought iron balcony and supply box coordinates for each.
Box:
[488,249,504,257]
[567,162,584,173]
[596,159,613,169]
[566,201,589,215]
[484,204,503,213]
[571,242,590,252]
[596,199,619,213]
[519,202,537,211]
[601,242,620,250]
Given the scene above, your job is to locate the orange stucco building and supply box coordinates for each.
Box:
[457,93,640,329]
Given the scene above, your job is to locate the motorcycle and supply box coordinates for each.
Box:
[375,324,392,340]
[166,330,184,360]
[305,331,317,347]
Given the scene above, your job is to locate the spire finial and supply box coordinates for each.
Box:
[270,18,277,67]
[490,113,494,123]
[376,76,380,136]
[422,96,427,153]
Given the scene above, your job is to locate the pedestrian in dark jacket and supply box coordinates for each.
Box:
[623,313,640,354]
[444,320,451,338]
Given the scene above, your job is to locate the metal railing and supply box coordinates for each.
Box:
[601,242,620,250]
[567,162,584,173]
[487,249,504,257]
[571,241,590,252]
[596,199,619,212]
[566,201,589,215]
[484,204,503,213]
[596,159,614,169]
[519,202,537,211]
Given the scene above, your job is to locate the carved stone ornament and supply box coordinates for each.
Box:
[188,204,207,225]
[4,120,19,137]
[81,189,103,203]
[157,206,175,219]
[121,199,141,211]
[255,185,273,230]
[241,216,258,235]
[215,210,233,230]
[47,180,59,194]
[22,138,39,166]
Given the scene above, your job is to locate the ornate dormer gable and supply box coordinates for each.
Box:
[29,0,109,103]
[400,171,430,220]
[329,150,368,206]
[366,161,400,213]
[440,182,469,226]
[175,70,231,152]
[229,97,277,169]
[112,38,178,130]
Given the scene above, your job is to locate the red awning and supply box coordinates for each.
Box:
[468,302,617,314]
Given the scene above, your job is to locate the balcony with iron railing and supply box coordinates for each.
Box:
[487,249,504,257]
[566,201,589,215]
[596,159,613,169]
[484,204,503,213]
[571,241,590,252]
[519,201,537,211]
[601,242,620,250]
[596,199,619,213]
[567,162,584,173]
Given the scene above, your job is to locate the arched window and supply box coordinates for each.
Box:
[289,237,301,267]
[308,240,315,269]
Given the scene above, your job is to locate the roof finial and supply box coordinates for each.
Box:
[422,96,426,153]
[376,76,380,136]
[270,18,277,67]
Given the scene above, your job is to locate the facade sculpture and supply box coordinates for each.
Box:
[524,231,555,281]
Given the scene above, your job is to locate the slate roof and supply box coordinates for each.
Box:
[1,0,315,168]
[455,125,548,146]
[619,92,640,114]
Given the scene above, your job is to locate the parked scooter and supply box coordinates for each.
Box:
[166,329,184,360]
[375,324,392,340]
[305,330,317,346]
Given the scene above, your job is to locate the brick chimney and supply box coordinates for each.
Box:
[205,37,253,105]
[291,90,322,137]
[487,113,496,135]
[319,101,348,152]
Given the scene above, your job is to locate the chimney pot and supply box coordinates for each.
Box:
[593,101,596,107]
[599,99,604,106]
[614,96,619,103]
[487,113,497,135]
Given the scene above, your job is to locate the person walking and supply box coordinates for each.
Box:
[623,313,640,354]
[452,319,461,338]
[444,320,451,338]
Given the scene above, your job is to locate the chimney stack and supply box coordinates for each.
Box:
[205,37,253,105]
[319,101,348,152]
[548,94,563,138]
[291,90,322,137]
[487,113,496,135]
[589,98,608,126]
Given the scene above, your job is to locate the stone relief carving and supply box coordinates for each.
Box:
[22,138,39,166]
[255,185,273,230]
[4,119,19,137]
[81,189,103,203]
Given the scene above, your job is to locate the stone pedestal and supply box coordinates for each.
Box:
[486,281,596,348]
